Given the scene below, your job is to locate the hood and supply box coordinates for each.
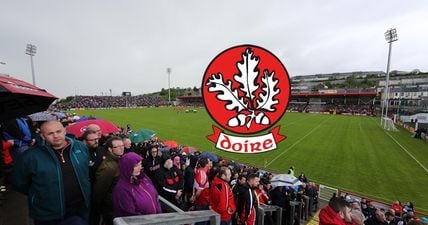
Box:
[119,152,143,181]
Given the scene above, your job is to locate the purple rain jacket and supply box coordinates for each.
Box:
[112,152,162,217]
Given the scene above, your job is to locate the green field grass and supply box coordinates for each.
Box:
[76,107,428,212]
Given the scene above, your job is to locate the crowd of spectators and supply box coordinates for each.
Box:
[287,102,374,115]
[56,95,166,110]
[319,194,424,225]
[1,117,424,225]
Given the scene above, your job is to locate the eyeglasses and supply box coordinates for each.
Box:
[112,145,124,149]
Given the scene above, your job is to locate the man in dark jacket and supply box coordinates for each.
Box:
[154,153,183,209]
[143,146,161,182]
[10,121,91,225]
[82,130,105,183]
[93,136,124,225]
[237,173,259,225]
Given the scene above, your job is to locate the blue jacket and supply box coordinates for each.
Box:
[10,137,91,220]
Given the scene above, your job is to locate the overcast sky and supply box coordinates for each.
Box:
[1,1,428,98]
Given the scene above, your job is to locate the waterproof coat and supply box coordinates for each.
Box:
[93,151,120,214]
[210,176,236,222]
[112,152,161,217]
[10,137,90,220]
[319,205,347,225]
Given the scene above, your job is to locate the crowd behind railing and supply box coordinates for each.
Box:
[1,115,425,225]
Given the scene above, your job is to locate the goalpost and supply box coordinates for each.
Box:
[382,117,398,131]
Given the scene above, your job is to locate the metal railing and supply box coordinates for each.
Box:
[113,195,220,225]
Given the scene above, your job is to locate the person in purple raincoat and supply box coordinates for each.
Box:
[112,152,162,217]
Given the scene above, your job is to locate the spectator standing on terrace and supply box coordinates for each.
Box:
[86,124,107,146]
[2,117,35,160]
[143,146,161,182]
[10,121,91,225]
[210,166,236,225]
[82,130,105,225]
[319,197,352,225]
[183,154,197,209]
[351,210,366,225]
[122,137,133,153]
[112,152,161,217]
[237,173,260,225]
[93,137,124,225]
[192,157,211,210]
[154,153,184,208]
[82,130,105,183]
[365,210,388,225]
[391,201,403,217]
[298,172,308,183]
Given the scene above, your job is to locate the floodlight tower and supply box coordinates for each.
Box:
[25,44,37,85]
[381,28,398,125]
[167,67,171,104]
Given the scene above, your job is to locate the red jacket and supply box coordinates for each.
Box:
[194,167,210,206]
[255,188,270,205]
[319,206,346,225]
[210,176,236,221]
[2,140,13,165]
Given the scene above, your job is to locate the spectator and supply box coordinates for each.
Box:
[82,130,105,183]
[10,121,90,225]
[210,166,236,225]
[143,146,161,183]
[385,211,397,225]
[255,182,270,205]
[93,136,124,225]
[122,137,133,153]
[2,118,35,160]
[112,152,161,217]
[319,197,352,225]
[351,210,366,225]
[237,173,260,225]
[183,154,197,209]
[298,172,308,183]
[192,157,211,211]
[82,130,105,225]
[154,153,184,208]
[391,200,403,217]
[365,210,388,225]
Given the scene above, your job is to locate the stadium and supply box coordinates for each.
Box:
[2,3,428,223]
[2,68,428,225]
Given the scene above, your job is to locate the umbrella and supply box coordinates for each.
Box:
[164,140,179,149]
[66,119,120,137]
[0,74,57,122]
[199,152,218,162]
[28,111,57,121]
[270,174,302,187]
[129,129,156,143]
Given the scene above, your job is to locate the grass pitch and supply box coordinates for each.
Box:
[77,107,428,212]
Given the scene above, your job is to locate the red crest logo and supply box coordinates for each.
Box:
[202,45,291,153]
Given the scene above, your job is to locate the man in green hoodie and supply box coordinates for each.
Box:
[10,120,91,225]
